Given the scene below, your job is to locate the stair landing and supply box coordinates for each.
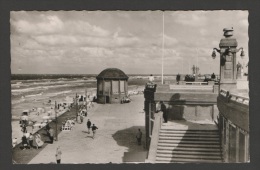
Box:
[162,120,218,130]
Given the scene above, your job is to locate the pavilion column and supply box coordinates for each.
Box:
[102,79,105,95]
[125,80,128,95]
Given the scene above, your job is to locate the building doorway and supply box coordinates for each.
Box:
[106,96,110,104]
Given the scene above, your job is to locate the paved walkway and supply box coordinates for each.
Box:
[28,95,146,164]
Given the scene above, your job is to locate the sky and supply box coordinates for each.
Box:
[10,11,249,75]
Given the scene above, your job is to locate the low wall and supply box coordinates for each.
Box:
[146,112,162,162]
[154,92,218,104]
[217,89,249,163]
[217,90,249,131]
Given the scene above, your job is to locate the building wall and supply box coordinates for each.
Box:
[217,95,249,162]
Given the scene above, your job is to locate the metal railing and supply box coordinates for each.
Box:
[185,82,209,85]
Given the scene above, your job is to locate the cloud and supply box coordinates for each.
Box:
[164,34,179,48]
[171,11,208,27]
[11,15,64,35]
[199,28,208,36]
[10,11,248,74]
[11,12,110,37]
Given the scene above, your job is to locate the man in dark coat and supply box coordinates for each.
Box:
[87,119,91,134]
[161,101,168,123]
[91,124,98,139]
[21,135,28,150]
[136,129,142,145]
[176,73,181,84]
[211,73,216,80]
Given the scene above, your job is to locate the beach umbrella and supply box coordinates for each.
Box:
[22,110,29,115]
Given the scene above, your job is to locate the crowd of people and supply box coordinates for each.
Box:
[21,132,43,150]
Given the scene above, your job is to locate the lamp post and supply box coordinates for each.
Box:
[211,28,245,92]
[55,101,58,141]
[75,93,78,119]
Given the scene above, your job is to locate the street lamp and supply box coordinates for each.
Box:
[211,47,245,63]
[212,47,244,58]
[55,101,58,141]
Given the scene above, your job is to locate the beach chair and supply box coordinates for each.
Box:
[61,120,73,131]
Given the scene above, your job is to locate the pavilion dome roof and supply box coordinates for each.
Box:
[96,68,129,80]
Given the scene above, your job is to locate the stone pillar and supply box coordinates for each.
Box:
[219,28,238,92]
[211,105,214,122]
[144,84,156,149]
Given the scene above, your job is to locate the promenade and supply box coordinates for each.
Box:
[28,94,146,164]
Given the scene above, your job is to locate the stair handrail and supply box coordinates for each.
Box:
[146,112,163,163]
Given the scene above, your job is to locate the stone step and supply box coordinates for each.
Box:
[158,139,220,144]
[159,136,219,141]
[160,129,219,133]
[157,144,221,150]
[159,133,219,138]
[157,150,222,156]
[156,153,222,160]
[156,157,223,163]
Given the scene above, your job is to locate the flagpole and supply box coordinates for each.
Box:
[162,12,165,85]
[197,48,199,74]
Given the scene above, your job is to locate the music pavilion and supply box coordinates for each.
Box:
[96,68,129,104]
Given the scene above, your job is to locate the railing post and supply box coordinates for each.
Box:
[149,101,151,137]
[211,105,214,122]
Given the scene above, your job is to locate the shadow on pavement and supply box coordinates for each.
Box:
[112,126,146,152]
[112,126,147,162]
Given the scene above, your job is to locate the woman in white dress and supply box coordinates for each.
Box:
[35,132,43,149]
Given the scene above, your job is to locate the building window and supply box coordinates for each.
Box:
[120,80,125,94]
[112,80,119,94]
[98,81,103,95]
[104,81,111,95]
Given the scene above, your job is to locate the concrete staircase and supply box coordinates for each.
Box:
[156,122,223,163]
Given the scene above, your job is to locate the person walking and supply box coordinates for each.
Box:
[46,124,50,136]
[21,124,27,133]
[91,124,98,139]
[21,135,28,150]
[48,127,54,144]
[136,129,142,145]
[161,101,168,123]
[28,133,34,149]
[55,146,62,164]
[148,74,154,83]
[87,119,91,134]
[176,73,181,84]
[80,114,84,123]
